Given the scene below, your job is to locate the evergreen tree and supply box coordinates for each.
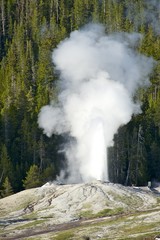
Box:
[23,164,42,189]
[1,176,13,198]
[0,144,13,184]
[0,0,160,192]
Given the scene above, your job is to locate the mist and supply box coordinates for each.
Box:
[38,24,154,183]
[127,0,160,35]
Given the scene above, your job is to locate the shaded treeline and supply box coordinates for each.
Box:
[0,0,160,196]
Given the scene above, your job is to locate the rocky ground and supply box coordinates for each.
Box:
[0,181,160,240]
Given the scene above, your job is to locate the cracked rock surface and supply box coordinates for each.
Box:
[0,180,160,239]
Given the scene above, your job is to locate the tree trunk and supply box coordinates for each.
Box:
[0,169,4,183]
[1,0,5,36]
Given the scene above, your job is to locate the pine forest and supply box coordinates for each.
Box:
[0,0,160,197]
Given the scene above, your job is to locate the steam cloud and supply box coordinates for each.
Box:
[145,0,160,34]
[38,24,154,183]
[127,0,160,35]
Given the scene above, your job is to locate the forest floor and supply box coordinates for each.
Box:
[0,181,160,240]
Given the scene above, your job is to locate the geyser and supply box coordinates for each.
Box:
[38,24,154,183]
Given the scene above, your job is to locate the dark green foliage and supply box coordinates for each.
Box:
[23,164,42,189]
[0,0,160,196]
[0,176,13,198]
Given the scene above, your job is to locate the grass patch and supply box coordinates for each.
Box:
[119,231,160,240]
[123,222,160,234]
[79,207,124,219]
[53,230,74,240]
[23,212,38,219]
[15,219,45,230]
[15,211,160,240]
[79,210,93,218]
[94,207,124,218]
[107,219,160,240]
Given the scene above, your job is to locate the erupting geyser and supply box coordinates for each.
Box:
[38,24,154,183]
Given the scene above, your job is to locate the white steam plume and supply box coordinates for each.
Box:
[38,24,154,183]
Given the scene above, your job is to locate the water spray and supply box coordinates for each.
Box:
[38,24,154,183]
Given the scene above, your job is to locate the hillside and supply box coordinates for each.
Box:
[0,181,160,239]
